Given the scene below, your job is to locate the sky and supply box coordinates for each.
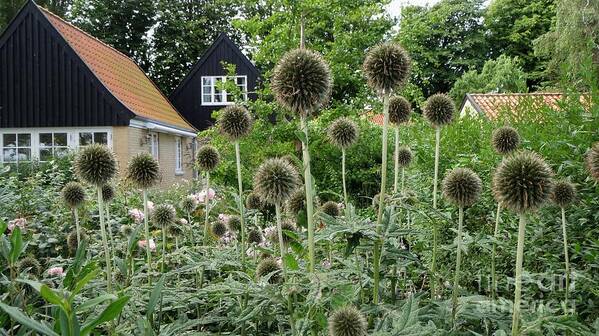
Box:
[387,0,441,18]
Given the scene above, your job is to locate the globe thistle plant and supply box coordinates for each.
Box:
[180,196,196,216]
[442,168,482,324]
[120,225,133,237]
[248,229,263,245]
[328,117,359,206]
[492,126,520,155]
[227,215,241,232]
[212,221,228,238]
[256,257,282,284]
[197,145,220,245]
[62,182,85,247]
[492,151,553,335]
[389,96,412,194]
[279,221,297,245]
[586,142,599,181]
[551,180,577,308]
[327,306,367,336]
[18,256,42,277]
[101,184,115,202]
[153,204,176,273]
[287,189,306,215]
[322,201,340,218]
[67,229,87,254]
[395,146,413,192]
[246,192,264,211]
[73,144,116,292]
[101,184,116,258]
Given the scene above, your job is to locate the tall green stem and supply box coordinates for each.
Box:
[97,187,112,293]
[275,203,287,278]
[342,148,348,207]
[561,207,570,313]
[431,127,441,297]
[491,203,502,300]
[74,208,81,246]
[451,207,464,326]
[300,116,315,272]
[401,168,405,192]
[203,172,211,245]
[143,190,152,285]
[161,224,166,273]
[106,205,115,256]
[373,91,390,304]
[393,127,400,194]
[511,214,527,336]
[235,141,246,265]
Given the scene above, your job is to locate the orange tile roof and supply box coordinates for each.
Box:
[466,93,566,119]
[370,113,384,126]
[40,7,195,131]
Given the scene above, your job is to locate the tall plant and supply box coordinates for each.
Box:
[271,48,332,272]
[442,167,482,325]
[126,152,160,285]
[586,142,599,181]
[327,117,359,207]
[492,151,553,335]
[362,42,411,303]
[73,144,117,293]
[217,105,253,262]
[61,182,86,247]
[196,145,220,245]
[102,184,116,252]
[422,93,455,297]
[388,96,412,194]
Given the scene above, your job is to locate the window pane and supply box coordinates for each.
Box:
[3,134,16,147]
[18,134,31,147]
[3,149,16,161]
[94,132,108,145]
[203,86,211,94]
[226,93,233,102]
[39,133,53,147]
[203,94,212,102]
[79,133,92,146]
[55,147,69,158]
[54,133,67,146]
[202,77,212,85]
[236,77,246,85]
[18,148,31,161]
[40,148,52,161]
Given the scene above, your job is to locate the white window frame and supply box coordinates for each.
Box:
[38,132,69,162]
[0,128,112,165]
[175,137,183,175]
[149,132,159,160]
[201,75,248,106]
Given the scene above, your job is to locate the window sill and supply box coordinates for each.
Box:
[175,170,185,176]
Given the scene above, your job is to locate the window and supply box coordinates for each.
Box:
[175,137,183,174]
[201,75,248,106]
[2,133,31,165]
[79,132,108,147]
[39,133,68,161]
[149,132,159,160]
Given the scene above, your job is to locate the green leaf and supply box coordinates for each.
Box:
[0,219,6,234]
[9,226,24,263]
[283,254,299,271]
[0,301,59,336]
[71,268,99,298]
[77,294,118,313]
[295,130,307,144]
[80,296,130,336]
[40,285,68,312]
[146,275,165,319]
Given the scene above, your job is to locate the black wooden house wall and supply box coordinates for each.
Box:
[0,1,133,128]
[169,34,260,131]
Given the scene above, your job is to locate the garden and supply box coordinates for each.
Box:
[2,0,599,335]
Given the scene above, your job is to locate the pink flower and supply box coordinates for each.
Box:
[194,188,216,204]
[218,213,230,223]
[321,259,332,269]
[8,218,26,232]
[147,201,155,213]
[47,267,65,277]
[220,231,236,245]
[179,218,188,225]
[128,209,144,222]
[138,239,156,252]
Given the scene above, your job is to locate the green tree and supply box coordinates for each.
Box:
[70,0,156,71]
[0,0,71,31]
[397,0,488,98]
[450,54,528,105]
[485,0,556,86]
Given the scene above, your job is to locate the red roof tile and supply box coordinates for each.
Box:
[466,93,568,119]
[40,7,194,131]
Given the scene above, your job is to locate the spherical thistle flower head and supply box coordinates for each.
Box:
[280,154,299,168]
[286,188,306,214]
[101,184,115,202]
[74,144,117,186]
[322,201,340,217]
[180,196,197,214]
[18,256,42,277]
[212,221,228,238]
[67,229,87,252]
[153,204,176,228]
[253,158,300,205]
[492,126,520,155]
[271,48,332,116]
[586,142,599,181]
[248,229,263,245]
[126,152,160,189]
[423,93,455,128]
[196,145,220,172]
[551,180,577,208]
[442,168,482,208]
[389,96,412,126]
[227,215,241,232]
[256,257,282,284]
[328,117,359,149]
[492,151,554,213]
[120,225,133,237]
[363,43,411,93]
[218,105,253,141]
[279,220,297,244]
[246,191,265,211]
[328,306,368,336]
[396,146,413,168]
[62,182,85,209]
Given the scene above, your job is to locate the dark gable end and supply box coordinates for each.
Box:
[169,33,261,131]
[0,1,134,128]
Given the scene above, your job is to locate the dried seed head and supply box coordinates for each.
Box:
[389,96,411,125]
[66,229,87,253]
[442,168,482,208]
[248,229,263,245]
[322,201,340,217]
[492,151,554,213]
[126,152,160,189]
[218,105,253,141]
[328,306,368,336]
[74,144,117,186]
[286,188,306,214]
[492,126,520,155]
[256,257,282,284]
[278,220,297,244]
[227,215,241,232]
[18,256,42,277]
[271,49,332,116]
[328,117,359,149]
[120,225,133,237]
[180,196,197,214]
[211,221,228,237]
[196,145,220,172]
[253,158,300,205]
[246,191,265,211]
[423,93,455,128]
[586,142,599,181]
[396,146,413,168]
[153,204,176,228]
[363,43,411,93]
[551,180,576,208]
[62,182,85,208]
[102,184,115,202]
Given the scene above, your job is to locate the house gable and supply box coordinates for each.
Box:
[0,1,133,128]
[169,33,261,131]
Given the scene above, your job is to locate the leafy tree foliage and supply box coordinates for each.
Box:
[485,0,556,86]
[0,0,71,31]
[70,0,156,71]
[397,0,488,98]
[450,55,528,105]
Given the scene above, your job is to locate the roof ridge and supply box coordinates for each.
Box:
[469,92,564,96]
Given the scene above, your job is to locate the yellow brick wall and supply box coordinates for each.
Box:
[112,126,195,187]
